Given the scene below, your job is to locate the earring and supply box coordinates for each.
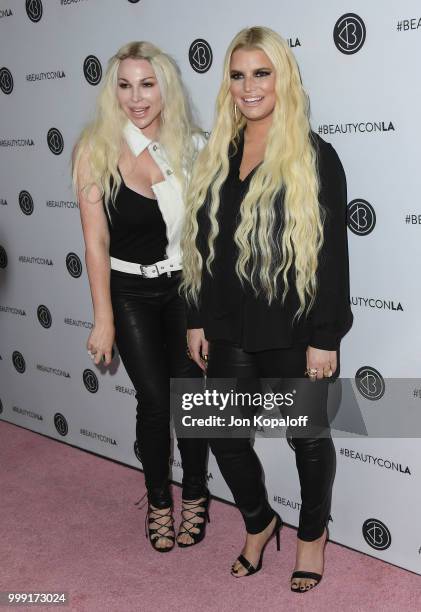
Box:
[233,104,238,122]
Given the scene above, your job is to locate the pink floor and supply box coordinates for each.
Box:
[1,420,420,612]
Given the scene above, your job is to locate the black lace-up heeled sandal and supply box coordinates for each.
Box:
[135,492,175,553]
[177,490,210,548]
[231,512,283,577]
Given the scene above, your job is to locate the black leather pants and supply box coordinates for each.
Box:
[111,270,208,508]
[207,341,336,540]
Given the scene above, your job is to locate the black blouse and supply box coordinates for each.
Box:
[186,131,353,352]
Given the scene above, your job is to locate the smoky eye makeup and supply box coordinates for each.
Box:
[230,68,272,79]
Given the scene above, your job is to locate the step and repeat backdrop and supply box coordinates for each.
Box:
[1,0,420,573]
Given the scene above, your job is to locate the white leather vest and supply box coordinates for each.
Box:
[123,120,203,265]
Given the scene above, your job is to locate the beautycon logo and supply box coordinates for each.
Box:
[26,70,65,82]
[37,305,52,328]
[355,366,385,401]
[318,122,395,136]
[47,128,64,155]
[36,364,71,378]
[54,412,68,436]
[83,368,99,393]
[66,252,82,278]
[26,0,43,22]
[12,351,26,373]
[46,200,78,210]
[362,518,391,551]
[347,199,376,236]
[0,67,13,94]
[83,55,102,86]
[189,39,213,73]
[13,406,43,421]
[0,305,26,316]
[19,190,34,216]
[340,447,411,476]
[350,297,403,312]
[334,13,366,54]
[80,428,117,445]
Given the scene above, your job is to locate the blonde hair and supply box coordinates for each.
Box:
[181,26,323,319]
[72,41,198,212]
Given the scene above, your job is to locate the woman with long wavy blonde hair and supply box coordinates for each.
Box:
[73,41,210,553]
[182,27,352,591]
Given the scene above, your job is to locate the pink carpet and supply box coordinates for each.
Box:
[1,420,420,612]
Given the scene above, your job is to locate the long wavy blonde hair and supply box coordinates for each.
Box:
[72,41,199,212]
[181,27,323,319]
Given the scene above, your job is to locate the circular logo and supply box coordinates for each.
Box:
[66,252,82,278]
[347,199,376,236]
[0,245,7,269]
[362,518,391,551]
[334,13,366,55]
[12,351,26,374]
[134,440,142,463]
[83,368,99,393]
[83,55,102,86]
[54,412,68,436]
[189,39,213,73]
[47,128,64,155]
[18,190,34,216]
[0,67,13,95]
[355,366,385,401]
[26,0,43,23]
[37,304,52,329]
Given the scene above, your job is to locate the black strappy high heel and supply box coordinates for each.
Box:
[177,490,210,548]
[135,493,175,553]
[290,526,329,593]
[231,512,283,577]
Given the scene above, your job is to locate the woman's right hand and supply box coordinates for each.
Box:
[187,328,209,372]
[87,321,115,366]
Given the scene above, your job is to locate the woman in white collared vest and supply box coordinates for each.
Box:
[73,42,209,553]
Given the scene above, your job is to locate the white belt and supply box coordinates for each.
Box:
[110,256,182,278]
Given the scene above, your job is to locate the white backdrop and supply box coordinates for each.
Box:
[1,0,420,574]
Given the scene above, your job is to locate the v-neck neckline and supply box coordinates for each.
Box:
[234,130,263,184]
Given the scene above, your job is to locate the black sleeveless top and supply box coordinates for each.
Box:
[105,170,168,265]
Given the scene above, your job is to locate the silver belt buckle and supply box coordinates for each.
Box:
[139,263,160,278]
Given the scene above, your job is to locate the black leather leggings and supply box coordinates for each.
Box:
[207,341,336,541]
[111,269,208,508]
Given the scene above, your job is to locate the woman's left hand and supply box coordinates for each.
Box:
[306,346,337,380]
